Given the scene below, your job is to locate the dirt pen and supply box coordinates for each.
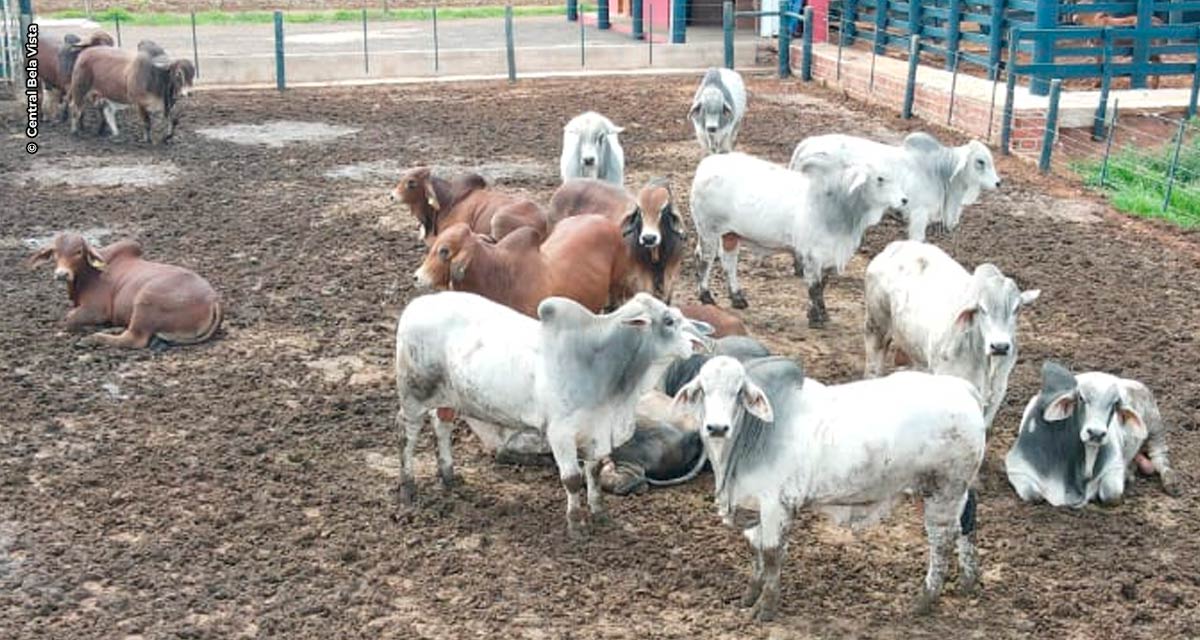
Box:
[3,74,1200,638]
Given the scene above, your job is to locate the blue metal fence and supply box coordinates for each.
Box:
[838,0,1200,91]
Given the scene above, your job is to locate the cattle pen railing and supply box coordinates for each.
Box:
[722,3,816,78]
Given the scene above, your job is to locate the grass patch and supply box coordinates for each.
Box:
[44,5,567,27]
[1072,121,1200,228]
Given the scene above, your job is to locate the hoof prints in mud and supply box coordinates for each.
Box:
[324,159,552,183]
[196,121,361,147]
[15,157,181,188]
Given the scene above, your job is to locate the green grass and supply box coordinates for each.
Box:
[45,5,567,27]
[1072,121,1200,228]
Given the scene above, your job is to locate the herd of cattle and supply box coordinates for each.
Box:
[26,48,1180,619]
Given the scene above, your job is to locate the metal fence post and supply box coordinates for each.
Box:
[274,10,285,91]
[947,50,960,124]
[987,0,1006,80]
[190,11,200,79]
[114,13,122,47]
[837,11,846,80]
[1189,31,1200,119]
[632,0,643,40]
[723,1,734,70]
[362,8,369,75]
[842,0,858,44]
[1031,0,1056,95]
[598,0,610,29]
[907,0,921,42]
[1099,98,1119,187]
[649,4,654,65]
[1131,0,1152,90]
[505,5,516,82]
[987,65,1000,142]
[801,6,813,81]
[1162,118,1187,212]
[946,0,961,71]
[580,5,586,66]
[433,6,440,72]
[1093,29,1113,141]
[568,0,578,21]
[902,35,919,119]
[672,0,686,43]
[1001,31,1019,154]
[779,12,792,78]
[1039,79,1062,173]
[873,0,888,54]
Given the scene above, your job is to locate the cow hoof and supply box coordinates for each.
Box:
[750,596,777,622]
[807,314,828,329]
[567,521,591,542]
[913,591,937,616]
[958,577,981,597]
[437,469,460,488]
[699,290,717,305]
[397,479,417,506]
[730,292,749,310]
[1161,472,1181,497]
[740,584,764,608]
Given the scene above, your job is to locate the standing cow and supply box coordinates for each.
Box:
[69,41,195,143]
[690,151,906,326]
[674,357,985,619]
[1006,361,1177,507]
[790,132,1001,241]
[864,241,1039,429]
[560,111,625,187]
[394,291,708,537]
[35,31,115,123]
[689,67,747,155]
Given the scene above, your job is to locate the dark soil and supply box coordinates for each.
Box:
[2,74,1199,639]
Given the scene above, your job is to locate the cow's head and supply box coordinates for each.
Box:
[942,265,1039,368]
[622,178,682,251]
[169,59,196,98]
[27,233,108,286]
[615,294,712,360]
[389,167,439,240]
[689,85,734,150]
[674,356,772,442]
[847,160,909,214]
[953,140,1002,204]
[567,112,623,178]
[1038,362,1143,479]
[413,223,476,289]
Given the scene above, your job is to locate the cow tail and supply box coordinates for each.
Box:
[644,447,709,487]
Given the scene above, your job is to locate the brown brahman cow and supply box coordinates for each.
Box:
[679,303,748,338]
[388,167,547,245]
[68,40,195,143]
[549,177,685,302]
[29,233,222,349]
[413,215,630,317]
[34,31,114,123]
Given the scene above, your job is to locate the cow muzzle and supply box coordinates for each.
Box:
[53,267,71,282]
[413,266,434,289]
[988,342,1011,357]
[639,232,660,248]
[1084,427,1107,444]
[582,156,597,167]
[705,424,729,438]
[705,125,718,133]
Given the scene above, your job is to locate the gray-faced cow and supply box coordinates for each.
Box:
[689,67,747,155]
[864,240,1039,429]
[394,291,709,538]
[29,233,222,349]
[68,40,195,143]
[1006,361,1177,507]
[674,357,985,619]
[559,111,625,187]
[388,166,547,245]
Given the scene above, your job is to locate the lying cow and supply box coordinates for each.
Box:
[29,233,222,349]
[560,111,625,187]
[35,31,115,123]
[68,40,195,143]
[388,166,546,245]
[680,303,748,339]
[689,67,747,154]
[413,215,629,317]
[790,132,1001,241]
[1006,361,1177,507]
[674,356,985,619]
[690,151,906,326]
[864,240,1039,429]
[549,177,686,302]
[394,291,708,538]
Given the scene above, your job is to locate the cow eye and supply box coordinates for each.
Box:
[877,176,885,184]
[406,180,417,189]
[664,316,675,328]
[976,159,986,169]
[438,247,450,260]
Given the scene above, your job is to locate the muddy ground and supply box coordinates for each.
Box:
[2,75,1199,639]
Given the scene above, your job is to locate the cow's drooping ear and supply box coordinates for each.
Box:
[1019,289,1041,309]
[423,178,440,211]
[1042,391,1077,422]
[952,149,971,181]
[955,305,979,329]
[622,315,652,329]
[846,167,869,196]
[672,378,705,414]
[84,245,107,271]
[722,101,734,119]
[448,250,471,285]
[1116,404,1145,434]
[740,380,774,423]
[688,101,701,120]
[27,247,54,268]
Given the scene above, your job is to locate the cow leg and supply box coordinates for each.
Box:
[432,409,458,488]
[749,500,789,622]
[137,105,153,144]
[584,457,610,526]
[719,234,747,309]
[102,102,121,139]
[915,492,962,614]
[1143,422,1178,496]
[85,328,153,349]
[956,488,981,595]
[740,526,766,608]
[697,234,719,305]
[1096,467,1126,507]
[791,251,804,277]
[395,402,427,506]
[548,422,588,539]
[906,206,929,242]
[863,312,890,378]
[806,275,829,328]
[64,305,108,332]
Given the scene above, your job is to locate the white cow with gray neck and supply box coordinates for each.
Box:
[674,356,985,620]
[560,111,625,187]
[789,132,1001,241]
[394,291,708,538]
[864,240,1039,429]
[1006,361,1177,507]
[689,67,747,154]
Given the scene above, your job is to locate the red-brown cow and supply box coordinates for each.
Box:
[68,41,195,143]
[678,303,748,339]
[548,177,686,302]
[388,167,547,245]
[34,31,115,123]
[413,215,630,317]
[29,233,222,349]
[1070,7,1164,89]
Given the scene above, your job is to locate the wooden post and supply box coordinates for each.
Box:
[1039,79,1062,173]
[1093,28,1113,141]
[902,35,919,119]
[987,0,1006,80]
[1031,0,1056,95]
[433,6,440,72]
[362,8,369,75]
[274,11,285,91]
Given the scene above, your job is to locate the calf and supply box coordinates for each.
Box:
[679,303,748,338]
[560,111,625,186]
[68,42,195,143]
[790,132,1001,241]
[864,240,1039,429]
[689,67,748,154]
[394,292,709,538]
[674,357,985,619]
[28,233,222,349]
[1006,361,1177,507]
[388,166,546,245]
[413,215,629,317]
[690,151,906,326]
[35,31,115,123]
[549,177,686,302]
